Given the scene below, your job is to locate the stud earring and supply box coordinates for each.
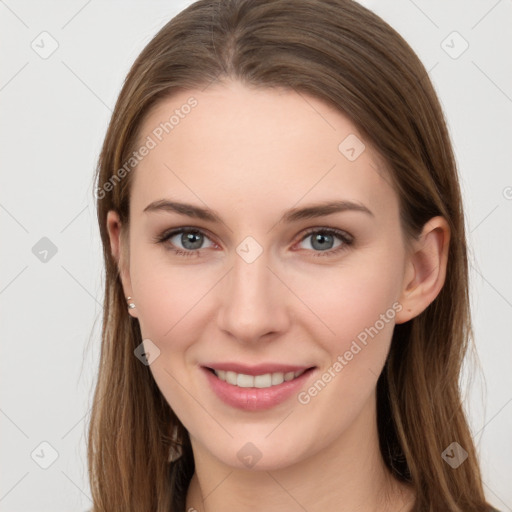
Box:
[126,296,136,309]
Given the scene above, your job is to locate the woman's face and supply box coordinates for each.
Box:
[111,80,412,469]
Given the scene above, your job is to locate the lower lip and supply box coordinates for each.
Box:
[201,366,316,411]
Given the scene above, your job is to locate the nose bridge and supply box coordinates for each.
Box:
[217,241,288,343]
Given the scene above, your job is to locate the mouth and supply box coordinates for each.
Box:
[201,365,317,410]
[204,366,315,389]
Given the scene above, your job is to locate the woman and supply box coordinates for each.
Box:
[89,0,499,510]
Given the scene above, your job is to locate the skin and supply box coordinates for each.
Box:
[107,79,450,512]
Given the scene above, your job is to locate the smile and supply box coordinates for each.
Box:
[202,366,317,411]
[210,368,307,388]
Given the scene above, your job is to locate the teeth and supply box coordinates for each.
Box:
[213,369,307,388]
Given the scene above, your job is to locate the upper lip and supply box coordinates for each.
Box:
[202,362,315,376]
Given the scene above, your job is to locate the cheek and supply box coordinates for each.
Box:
[128,250,209,420]
[290,264,401,432]
[297,259,400,335]
[290,254,402,377]
[128,246,215,343]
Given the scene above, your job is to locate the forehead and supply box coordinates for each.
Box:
[130,80,396,220]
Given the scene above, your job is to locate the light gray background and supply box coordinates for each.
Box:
[1,1,511,510]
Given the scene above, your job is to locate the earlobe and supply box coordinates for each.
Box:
[106,210,138,318]
[395,216,450,324]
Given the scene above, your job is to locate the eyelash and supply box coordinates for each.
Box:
[154,226,354,258]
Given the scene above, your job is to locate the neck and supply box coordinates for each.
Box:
[185,391,415,512]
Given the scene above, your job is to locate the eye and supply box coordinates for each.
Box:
[154,227,216,256]
[295,227,353,256]
[154,226,354,258]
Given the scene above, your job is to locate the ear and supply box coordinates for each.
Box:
[395,216,450,324]
[106,210,138,318]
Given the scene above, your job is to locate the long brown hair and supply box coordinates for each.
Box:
[89,1,492,510]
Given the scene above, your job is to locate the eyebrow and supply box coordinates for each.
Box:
[143,199,374,223]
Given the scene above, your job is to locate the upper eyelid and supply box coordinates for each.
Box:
[160,226,217,244]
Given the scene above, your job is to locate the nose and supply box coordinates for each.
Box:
[216,247,291,345]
